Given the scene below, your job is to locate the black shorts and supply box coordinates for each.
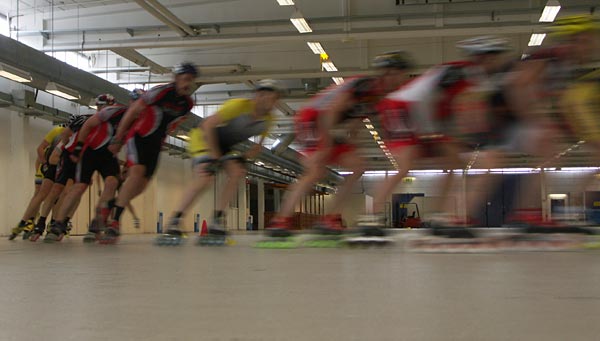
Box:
[41,163,57,181]
[55,152,76,185]
[126,133,162,178]
[76,147,120,184]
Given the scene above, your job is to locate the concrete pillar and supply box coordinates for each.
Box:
[257,179,265,229]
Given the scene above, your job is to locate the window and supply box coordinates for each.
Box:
[0,14,8,37]
[192,104,220,118]
[46,51,91,71]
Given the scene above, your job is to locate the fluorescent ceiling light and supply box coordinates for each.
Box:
[277,0,294,5]
[332,77,344,85]
[307,42,325,54]
[539,0,561,22]
[322,61,338,72]
[528,33,546,46]
[45,81,80,100]
[89,105,98,110]
[176,134,190,141]
[0,63,32,83]
[365,124,374,129]
[290,11,312,33]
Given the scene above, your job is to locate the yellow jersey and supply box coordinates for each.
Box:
[188,99,273,157]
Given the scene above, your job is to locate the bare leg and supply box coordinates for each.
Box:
[115,165,149,209]
[54,183,88,222]
[21,179,54,221]
[327,151,365,215]
[216,161,247,213]
[437,142,466,215]
[172,163,215,215]
[99,176,119,207]
[277,152,328,218]
[372,146,416,214]
[464,150,502,219]
[40,183,65,219]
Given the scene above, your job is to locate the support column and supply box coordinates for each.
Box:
[541,169,548,221]
[273,188,280,212]
[257,179,265,230]
[237,180,247,230]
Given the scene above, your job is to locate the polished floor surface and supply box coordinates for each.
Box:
[1,233,600,341]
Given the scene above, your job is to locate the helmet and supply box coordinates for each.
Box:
[548,15,598,37]
[173,62,199,76]
[129,88,145,101]
[95,93,115,107]
[255,79,283,94]
[372,51,414,70]
[456,36,510,55]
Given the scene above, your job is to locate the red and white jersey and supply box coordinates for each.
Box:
[63,114,92,152]
[130,83,194,139]
[86,105,127,150]
[378,61,492,140]
[295,76,382,147]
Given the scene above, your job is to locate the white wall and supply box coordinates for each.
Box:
[0,108,53,235]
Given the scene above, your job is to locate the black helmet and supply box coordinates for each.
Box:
[95,93,115,107]
[173,62,199,76]
[129,88,145,101]
[372,51,414,70]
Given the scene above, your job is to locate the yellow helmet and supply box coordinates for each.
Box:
[548,15,598,37]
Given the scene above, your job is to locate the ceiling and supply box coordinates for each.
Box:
[1,0,598,170]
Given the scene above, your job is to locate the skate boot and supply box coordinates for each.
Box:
[197,216,228,246]
[99,221,120,245]
[313,214,344,235]
[83,217,105,243]
[44,221,68,243]
[427,213,476,239]
[65,221,73,238]
[155,217,185,246]
[8,219,33,240]
[303,215,344,248]
[345,215,391,247]
[29,220,47,242]
[256,217,297,249]
[21,219,35,240]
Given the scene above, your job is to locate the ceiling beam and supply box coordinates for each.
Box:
[44,22,542,52]
[144,0,196,36]
[111,48,171,74]
[134,0,192,37]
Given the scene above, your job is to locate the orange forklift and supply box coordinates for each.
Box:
[397,202,422,228]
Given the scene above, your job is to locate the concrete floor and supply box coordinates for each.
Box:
[1,233,600,341]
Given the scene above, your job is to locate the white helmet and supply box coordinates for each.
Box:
[255,79,283,94]
[456,36,510,55]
